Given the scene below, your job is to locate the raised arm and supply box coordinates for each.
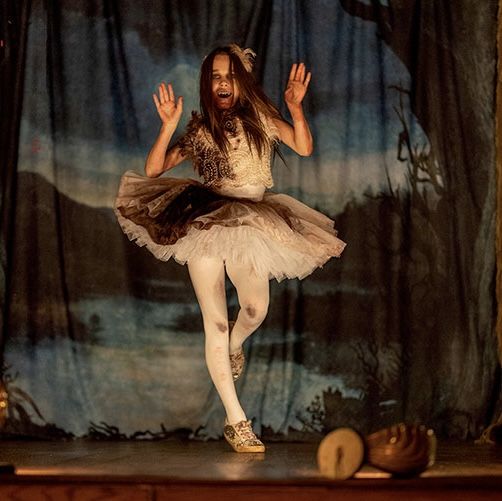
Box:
[145,82,185,178]
[273,62,313,157]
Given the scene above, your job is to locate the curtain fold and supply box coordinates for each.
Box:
[497,0,502,364]
[0,0,31,366]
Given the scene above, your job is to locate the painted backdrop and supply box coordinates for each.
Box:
[1,0,499,441]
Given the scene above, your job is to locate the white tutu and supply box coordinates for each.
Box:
[115,171,346,281]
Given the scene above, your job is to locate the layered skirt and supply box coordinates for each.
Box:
[115,171,346,281]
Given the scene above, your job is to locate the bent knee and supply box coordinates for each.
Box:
[243,301,268,325]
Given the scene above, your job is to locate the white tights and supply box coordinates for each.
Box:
[187,257,269,425]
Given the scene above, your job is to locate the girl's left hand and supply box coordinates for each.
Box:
[284,63,311,108]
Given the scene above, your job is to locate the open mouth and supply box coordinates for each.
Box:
[217,90,232,98]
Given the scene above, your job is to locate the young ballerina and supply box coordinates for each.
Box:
[115,44,346,453]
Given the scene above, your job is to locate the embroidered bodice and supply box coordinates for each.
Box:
[176,111,280,199]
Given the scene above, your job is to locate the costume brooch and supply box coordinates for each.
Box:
[221,110,238,136]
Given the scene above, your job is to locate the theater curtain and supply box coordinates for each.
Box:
[0,0,499,441]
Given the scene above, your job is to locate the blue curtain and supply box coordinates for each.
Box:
[1,0,498,441]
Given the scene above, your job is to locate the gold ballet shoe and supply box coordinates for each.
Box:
[229,321,245,381]
[224,419,265,453]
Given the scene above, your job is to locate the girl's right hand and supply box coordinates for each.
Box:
[153,82,183,126]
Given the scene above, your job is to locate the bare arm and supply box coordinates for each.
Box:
[145,83,186,178]
[273,63,313,157]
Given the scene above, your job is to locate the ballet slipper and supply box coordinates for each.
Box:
[224,418,265,453]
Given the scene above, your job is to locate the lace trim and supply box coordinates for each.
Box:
[176,112,277,189]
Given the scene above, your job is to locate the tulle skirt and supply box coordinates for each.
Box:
[115,171,346,281]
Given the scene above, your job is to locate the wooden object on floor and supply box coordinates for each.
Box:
[317,427,365,479]
[366,423,436,475]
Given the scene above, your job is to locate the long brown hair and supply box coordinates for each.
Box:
[199,45,282,156]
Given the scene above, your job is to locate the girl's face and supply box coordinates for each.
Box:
[211,54,240,110]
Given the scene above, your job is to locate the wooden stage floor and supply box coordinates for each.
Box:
[0,439,501,500]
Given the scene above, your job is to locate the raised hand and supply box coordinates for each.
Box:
[153,82,183,126]
[284,63,311,109]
